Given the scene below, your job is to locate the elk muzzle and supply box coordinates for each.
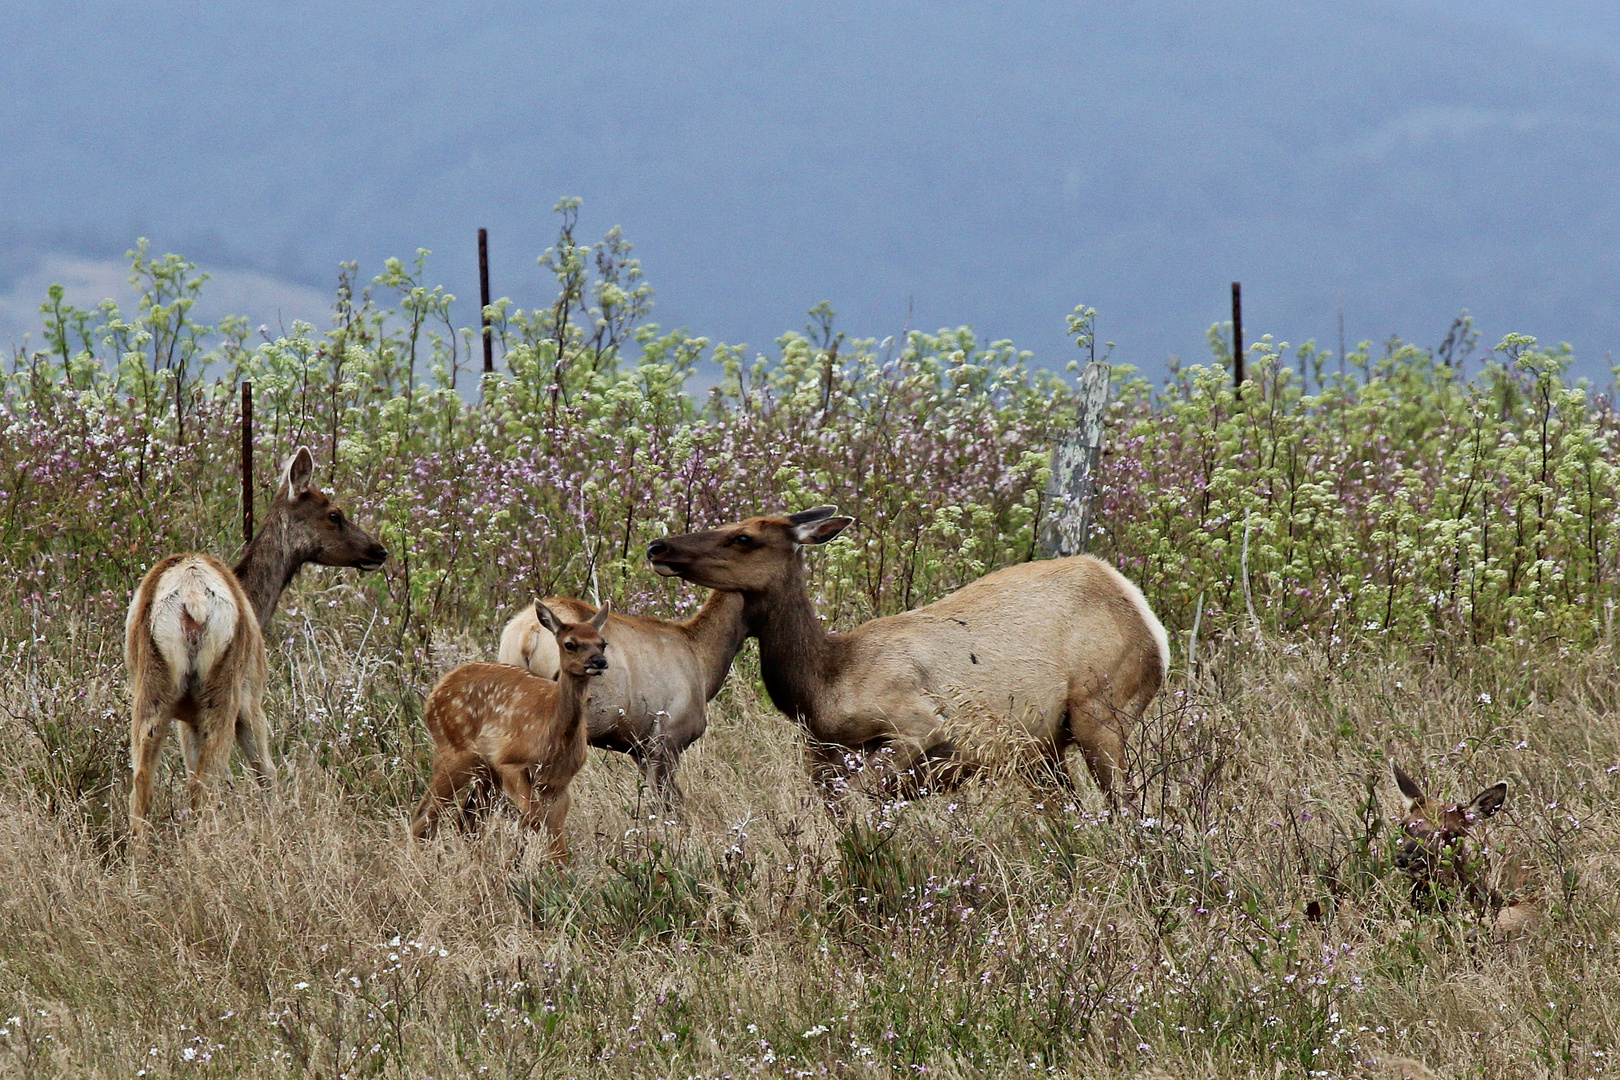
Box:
[358,543,389,572]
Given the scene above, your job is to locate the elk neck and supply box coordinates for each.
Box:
[683,589,750,700]
[744,559,836,726]
[232,518,309,632]
[553,666,595,738]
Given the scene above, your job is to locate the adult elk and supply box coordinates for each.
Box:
[411,603,610,860]
[497,590,747,811]
[1392,762,1539,934]
[646,506,1168,803]
[124,448,388,842]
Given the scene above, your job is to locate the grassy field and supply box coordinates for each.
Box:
[5,233,1620,1077]
[2,576,1616,1079]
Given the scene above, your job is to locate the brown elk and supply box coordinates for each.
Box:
[646,506,1168,803]
[497,590,747,811]
[125,448,388,842]
[411,603,610,860]
[1392,762,1538,934]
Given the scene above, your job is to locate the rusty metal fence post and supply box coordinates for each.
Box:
[241,380,254,545]
[1232,280,1244,390]
[479,227,493,375]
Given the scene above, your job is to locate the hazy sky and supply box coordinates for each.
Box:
[3,1,1618,383]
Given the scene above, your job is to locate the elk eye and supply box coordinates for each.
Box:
[729,534,753,548]
[328,511,343,525]
[563,641,577,651]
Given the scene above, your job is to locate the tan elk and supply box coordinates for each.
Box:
[1392,762,1539,934]
[125,448,388,842]
[646,506,1168,803]
[411,603,610,860]
[497,590,747,810]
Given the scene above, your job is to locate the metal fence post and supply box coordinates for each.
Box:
[1232,280,1244,390]
[241,380,254,546]
[479,228,493,375]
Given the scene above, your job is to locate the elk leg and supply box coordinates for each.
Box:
[188,702,238,816]
[805,741,856,818]
[235,693,274,789]
[129,696,173,843]
[537,787,573,864]
[455,769,501,835]
[495,762,546,830]
[1067,693,1126,799]
[177,720,202,779]
[411,750,479,840]
[875,732,966,802]
[645,743,686,819]
[495,765,570,863]
[1030,752,1081,797]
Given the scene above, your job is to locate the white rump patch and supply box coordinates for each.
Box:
[1112,566,1170,680]
[146,558,240,683]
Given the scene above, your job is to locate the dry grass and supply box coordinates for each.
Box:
[2,586,1619,1078]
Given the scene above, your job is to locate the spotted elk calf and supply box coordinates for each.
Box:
[411,603,610,861]
[1393,762,1539,934]
[498,589,747,812]
[124,448,388,843]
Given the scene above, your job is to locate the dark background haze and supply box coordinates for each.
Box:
[3,1,1619,381]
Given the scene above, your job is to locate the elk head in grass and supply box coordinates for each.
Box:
[1391,761,1540,935]
[1392,762,1505,909]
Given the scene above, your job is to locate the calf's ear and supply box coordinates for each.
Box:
[1467,782,1507,821]
[1392,762,1425,812]
[590,602,611,631]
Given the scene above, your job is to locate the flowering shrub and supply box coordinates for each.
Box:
[4,203,1617,660]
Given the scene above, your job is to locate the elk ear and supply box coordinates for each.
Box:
[787,505,840,526]
[535,601,563,634]
[1392,762,1425,811]
[282,446,316,499]
[791,514,853,546]
[1467,782,1507,821]
[589,602,611,631]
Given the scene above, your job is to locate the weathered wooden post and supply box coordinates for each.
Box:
[241,380,254,545]
[1040,360,1111,558]
[478,227,493,375]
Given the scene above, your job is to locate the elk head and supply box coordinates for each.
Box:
[646,506,853,592]
[270,447,389,571]
[1392,762,1506,907]
[537,600,610,678]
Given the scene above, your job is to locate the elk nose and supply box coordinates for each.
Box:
[646,540,669,559]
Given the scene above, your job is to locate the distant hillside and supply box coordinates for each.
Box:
[3,0,1619,381]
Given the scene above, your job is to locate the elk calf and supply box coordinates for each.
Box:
[125,448,387,842]
[1393,762,1539,934]
[412,603,610,860]
[497,589,746,810]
